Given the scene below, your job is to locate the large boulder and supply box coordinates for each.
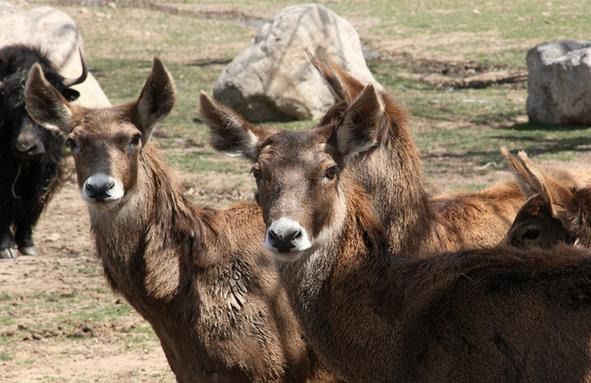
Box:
[0,1,111,108]
[213,3,379,122]
[527,40,591,125]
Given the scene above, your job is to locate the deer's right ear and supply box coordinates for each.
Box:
[306,50,365,103]
[199,92,274,161]
[502,148,552,202]
[25,64,75,134]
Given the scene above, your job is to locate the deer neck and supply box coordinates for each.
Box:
[276,180,410,380]
[88,145,201,301]
[350,128,432,255]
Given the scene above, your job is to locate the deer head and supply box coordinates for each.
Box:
[503,148,580,248]
[201,82,385,261]
[24,58,175,207]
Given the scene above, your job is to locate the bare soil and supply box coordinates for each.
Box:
[0,179,175,383]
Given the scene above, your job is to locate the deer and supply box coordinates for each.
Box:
[202,55,589,259]
[503,148,591,249]
[24,58,340,383]
[205,80,591,382]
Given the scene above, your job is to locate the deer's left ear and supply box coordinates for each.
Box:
[133,57,176,143]
[334,83,385,159]
[200,92,275,161]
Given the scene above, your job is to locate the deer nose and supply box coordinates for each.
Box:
[265,218,312,253]
[268,228,301,251]
[83,174,117,202]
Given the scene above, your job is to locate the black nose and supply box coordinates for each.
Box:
[16,141,38,154]
[268,228,302,252]
[85,178,115,201]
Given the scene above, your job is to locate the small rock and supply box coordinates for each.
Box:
[0,3,111,108]
[108,2,116,9]
[47,233,61,242]
[527,40,591,125]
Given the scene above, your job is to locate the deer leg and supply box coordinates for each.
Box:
[0,223,17,260]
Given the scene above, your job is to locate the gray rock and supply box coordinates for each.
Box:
[213,3,379,122]
[527,40,591,125]
[0,2,111,108]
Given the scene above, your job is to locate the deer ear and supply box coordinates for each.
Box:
[306,50,364,103]
[565,188,591,245]
[502,148,552,204]
[335,83,384,158]
[133,57,176,142]
[502,147,534,196]
[25,63,75,134]
[199,92,275,161]
[307,50,349,102]
[329,58,365,102]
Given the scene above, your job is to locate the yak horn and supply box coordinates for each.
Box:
[63,49,88,87]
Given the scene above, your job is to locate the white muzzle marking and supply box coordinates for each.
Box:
[81,173,125,203]
[264,217,312,257]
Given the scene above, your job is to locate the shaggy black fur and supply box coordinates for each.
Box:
[0,45,78,257]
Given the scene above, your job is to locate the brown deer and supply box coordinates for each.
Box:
[503,148,591,249]
[24,58,339,383]
[206,82,591,382]
[203,55,575,258]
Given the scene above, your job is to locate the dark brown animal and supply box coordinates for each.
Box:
[504,148,591,248]
[203,56,542,258]
[0,44,86,259]
[24,58,338,383]
[206,81,591,382]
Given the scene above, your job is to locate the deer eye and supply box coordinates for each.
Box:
[324,165,339,181]
[524,228,540,240]
[250,166,261,180]
[128,134,142,151]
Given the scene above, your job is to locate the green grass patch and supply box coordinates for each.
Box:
[0,352,13,361]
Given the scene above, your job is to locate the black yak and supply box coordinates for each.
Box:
[0,45,86,259]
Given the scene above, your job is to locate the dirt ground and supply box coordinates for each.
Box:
[0,179,175,382]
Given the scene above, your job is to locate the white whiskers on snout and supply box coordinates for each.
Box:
[264,217,312,257]
[81,173,125,203]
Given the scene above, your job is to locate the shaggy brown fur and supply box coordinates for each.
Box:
[503,149,591,249]
[305,55,532,254]
[204,57,567,259]
[208,93,591,382]
[24,59,338,383]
